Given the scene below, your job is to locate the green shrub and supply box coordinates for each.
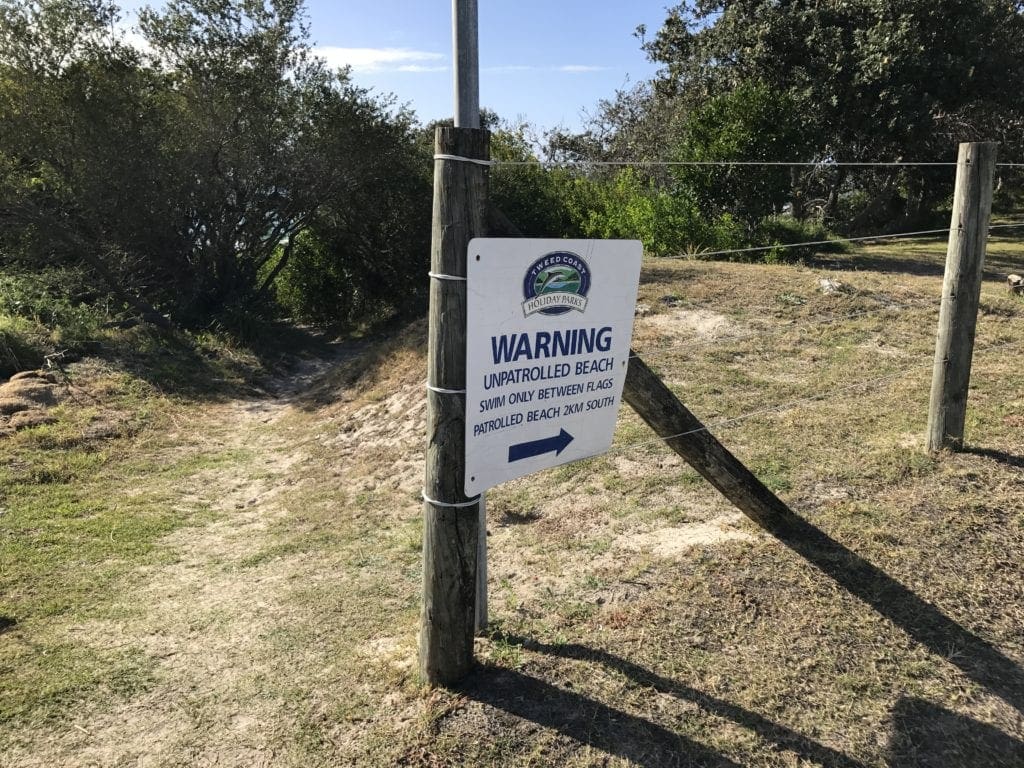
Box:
[752,217,848,263]
[560,168,760,258]
[271,198,431,328]
[0,317,45,378]
[673,82,808,229]
[0,270,108,359]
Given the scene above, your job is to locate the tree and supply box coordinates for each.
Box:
[272,104,432,326]
[673,81,808,228]
[137,0,358,316]
[0,0,429,327]
[0,0,181,325]
[644,0,1024,227]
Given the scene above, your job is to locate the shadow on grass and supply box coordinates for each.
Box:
[810,254,948,277]
[291,317,427,412]
[471,637,868,768]
[639,264,703,287]
[459,664,746,767]
[965,446,1024,469]
[887,697,1024,767]
[100,321,346,402]
[463,502,1024,763]
[810,231,1024,278]
[764,511,1024,714]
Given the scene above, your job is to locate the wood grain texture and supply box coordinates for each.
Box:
[420,126,489,686]
[927,142,997,452]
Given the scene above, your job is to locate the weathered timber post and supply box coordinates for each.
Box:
[420,127,489,686]
[623,354,799,536]
[927,142,997,452]
[475,499,487,633]
[451,0,488,637]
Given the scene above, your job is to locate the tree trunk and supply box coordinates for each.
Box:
[822,169,848,224]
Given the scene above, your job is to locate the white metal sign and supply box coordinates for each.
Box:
[464,238,642,495]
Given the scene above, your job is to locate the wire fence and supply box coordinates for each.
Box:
[673,220,1024,262]
[611,336,1021,457]
[427,149,1024,467]
[672,228,951,261]
[447,154,1024,169]
[437,149,1024,262]
[485,159,962,168]
[628,300,932,364]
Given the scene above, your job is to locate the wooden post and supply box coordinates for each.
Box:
[927,142,997,452]
[420,127,490,686]
[453,0,487,636]
[623,353,799,536]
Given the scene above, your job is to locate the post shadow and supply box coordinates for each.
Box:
[459,664,745,768]
[621,352,1024,713]
[462,505,1024,764]
[758,510,1024,714]
[887,697,1024,767]
[484,635,869,768]
[963,446,1024,470]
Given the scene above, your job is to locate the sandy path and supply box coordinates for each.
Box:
[6,352,355,767]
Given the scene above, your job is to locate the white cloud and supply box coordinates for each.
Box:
[557,65,610,73]
[395,64,449,73]
[113,19,154,57]
[313,46,446,73]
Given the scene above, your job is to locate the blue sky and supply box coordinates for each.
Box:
[118,1,674,132]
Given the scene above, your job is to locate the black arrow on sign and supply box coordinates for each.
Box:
[508,429,574,462]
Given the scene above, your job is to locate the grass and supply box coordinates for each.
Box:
[1,232,1023,765]
[0,367,236,733]
[0,319,330,741]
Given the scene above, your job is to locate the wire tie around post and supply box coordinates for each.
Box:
[433,153,494,167]
[428,271,468,282]
[422,491,481,509]
[425,383,467,395]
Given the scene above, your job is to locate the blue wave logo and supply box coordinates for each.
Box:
[522,251,591,317]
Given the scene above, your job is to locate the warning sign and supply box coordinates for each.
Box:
[464,238,642,495]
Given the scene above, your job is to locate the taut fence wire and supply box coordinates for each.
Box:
[613,337,1021,457]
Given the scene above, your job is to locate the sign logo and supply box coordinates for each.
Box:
[522,251,591,317]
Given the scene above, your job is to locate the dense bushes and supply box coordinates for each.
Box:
[11,0,967,351]
[0,269,110,375]
[0,0,433,332]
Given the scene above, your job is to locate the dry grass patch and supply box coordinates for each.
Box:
[2,235,1023,766]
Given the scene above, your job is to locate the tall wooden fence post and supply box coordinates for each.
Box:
[927,142,997,452]
[420,126,489,686]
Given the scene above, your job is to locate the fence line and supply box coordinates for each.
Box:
[612,337,1021,456]
[668,228,951,261]
[442,153,1024,169]
[638,220,1018,264]
[629,301,929,362]
[483,159,961,168]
